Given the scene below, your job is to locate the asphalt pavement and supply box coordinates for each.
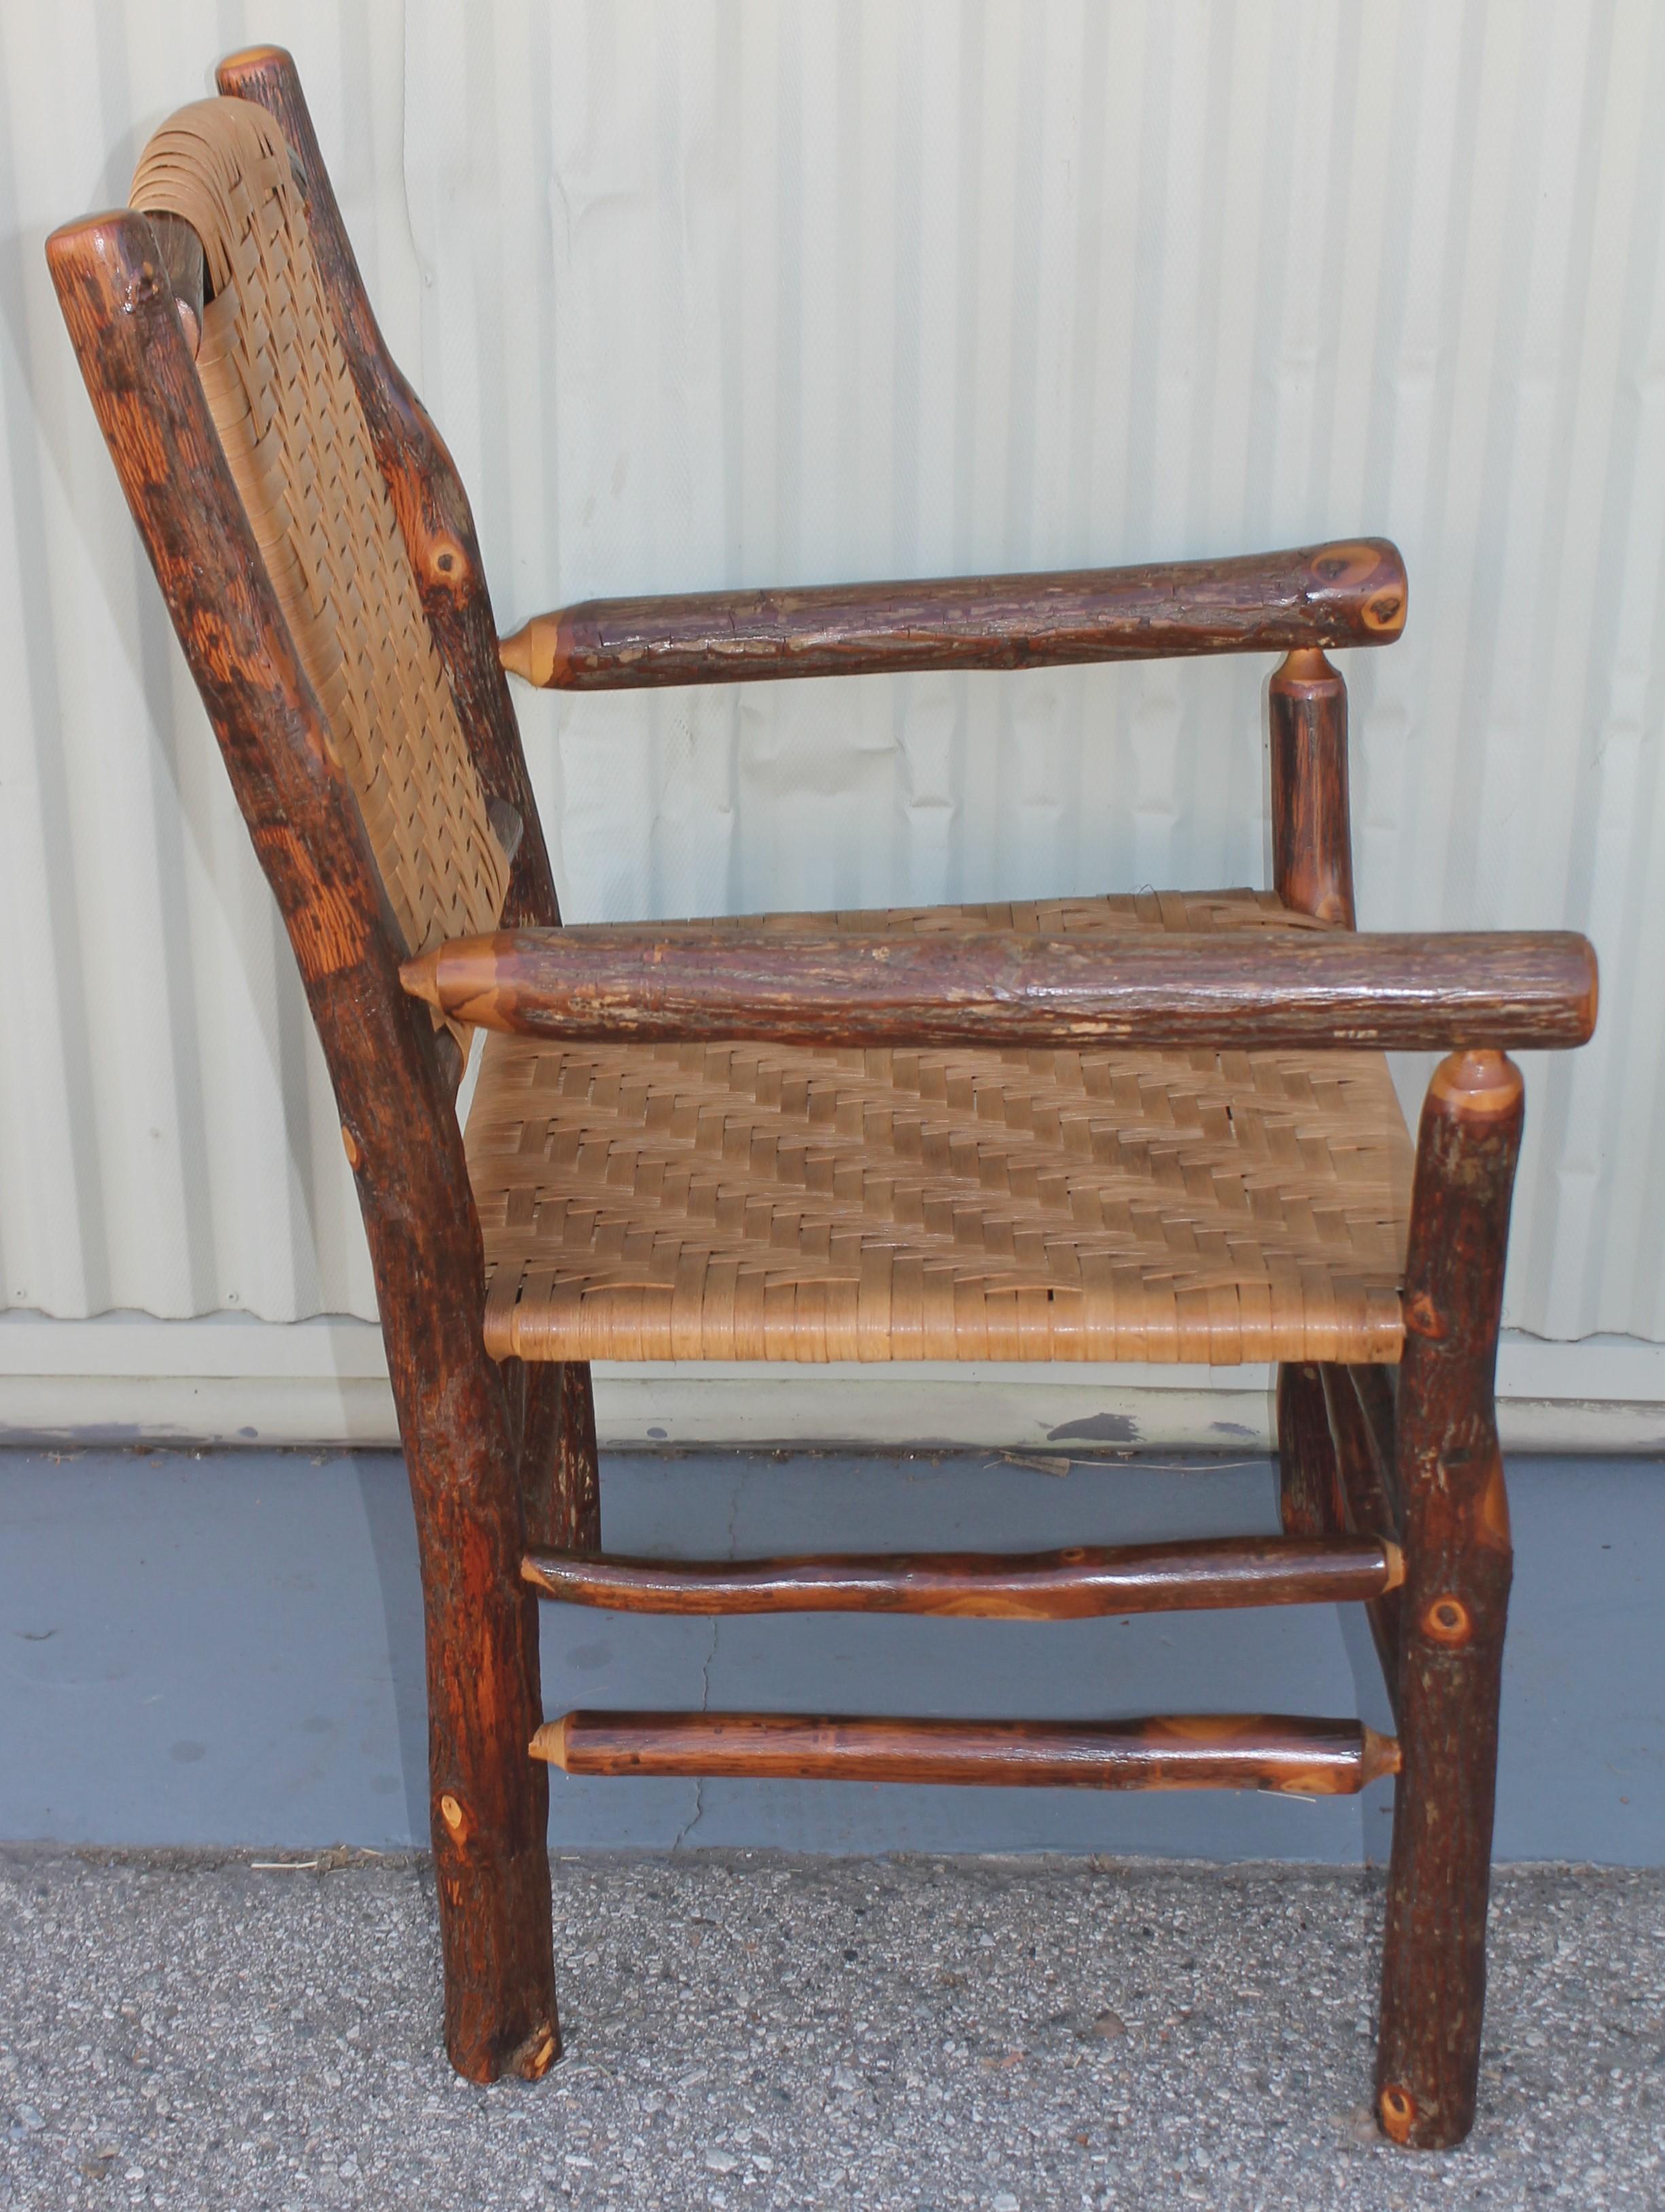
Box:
[2,1849,1660,2209]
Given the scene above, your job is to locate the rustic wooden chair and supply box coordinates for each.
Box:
[49,48,1596,2149]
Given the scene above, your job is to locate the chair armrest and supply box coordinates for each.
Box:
[401,925,1594,1053]
[497,540,1407,691]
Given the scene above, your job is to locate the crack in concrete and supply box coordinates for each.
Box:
[671,1463,743,1852]
[668,1621,718,1854]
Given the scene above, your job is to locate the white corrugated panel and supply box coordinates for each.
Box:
[1,0,1662,1349]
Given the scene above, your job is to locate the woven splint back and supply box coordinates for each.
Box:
[130,100,509,961]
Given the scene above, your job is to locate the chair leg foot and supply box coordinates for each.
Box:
[401,1368,561,2083]
[423,1534,560,2082]
[415,1356,596,2079]
[431,1813,560,2083]
[1375,1530,1509,2147]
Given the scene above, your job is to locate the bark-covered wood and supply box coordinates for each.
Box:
[521,1534,1401,1619]
[1349,1365,1400,1515]
[1275,1363,1344,1539]
[497,540,1407,691]
[215,45,601,1732]
[512,1361,601,1554]
[1271,648,1355,928]
[1322,1364,1403,1712]
[402,924,1598,1052]
[533,1710,1402,1793]
[1375,1051,1524,2151]
[46,210,557,2086]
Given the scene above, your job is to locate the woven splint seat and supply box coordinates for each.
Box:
[467,888,1414,1366]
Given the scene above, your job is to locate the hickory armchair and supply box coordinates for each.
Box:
[48,47,1595,2151]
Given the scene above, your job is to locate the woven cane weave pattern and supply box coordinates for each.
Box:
[467,889,1415,1366]
[131,101,509,960]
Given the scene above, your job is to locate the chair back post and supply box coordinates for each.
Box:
[215,45,561,936]
[46,208,559,2084]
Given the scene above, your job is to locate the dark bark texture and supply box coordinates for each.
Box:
[522,1534,1401,1619]
[1375,1052,1524,2149]
[537,1710,1403,1794]
[402,924,1598,1052]
[1276,1363,1344,1538]
[500,539,1408,690]
[1322,1364,1405,1712]
[1271,649,1356,927]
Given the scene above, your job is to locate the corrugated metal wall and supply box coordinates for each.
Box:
[2,0,1662,1342]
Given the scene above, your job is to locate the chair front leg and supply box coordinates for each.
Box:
[1376,1050,1524,2149]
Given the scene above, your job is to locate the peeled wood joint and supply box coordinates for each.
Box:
[521,1534,1404,1619]
[532,1711,1402,1795]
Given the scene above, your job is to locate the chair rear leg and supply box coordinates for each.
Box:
[1275,1361,1341,1537]
[517,1359,601,1552]
[1376,1051,1523,2149]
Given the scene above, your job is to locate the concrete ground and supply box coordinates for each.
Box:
[1,1850,1660,2211]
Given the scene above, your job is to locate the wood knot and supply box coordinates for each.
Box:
[340,1125,361,1170]
[1364,589,1405,632]
[439,1791,466,1836]
[427,536,470,590]
[1404,1291,1443,1339]
[1378,2084,1415,2142]
[123,263,166,317]
[1423,1594,1473,1645]
[1312,544,1375,585]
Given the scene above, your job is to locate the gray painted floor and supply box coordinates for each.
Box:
[1,1849,1661,2210]
[1,1447,1662,1861]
